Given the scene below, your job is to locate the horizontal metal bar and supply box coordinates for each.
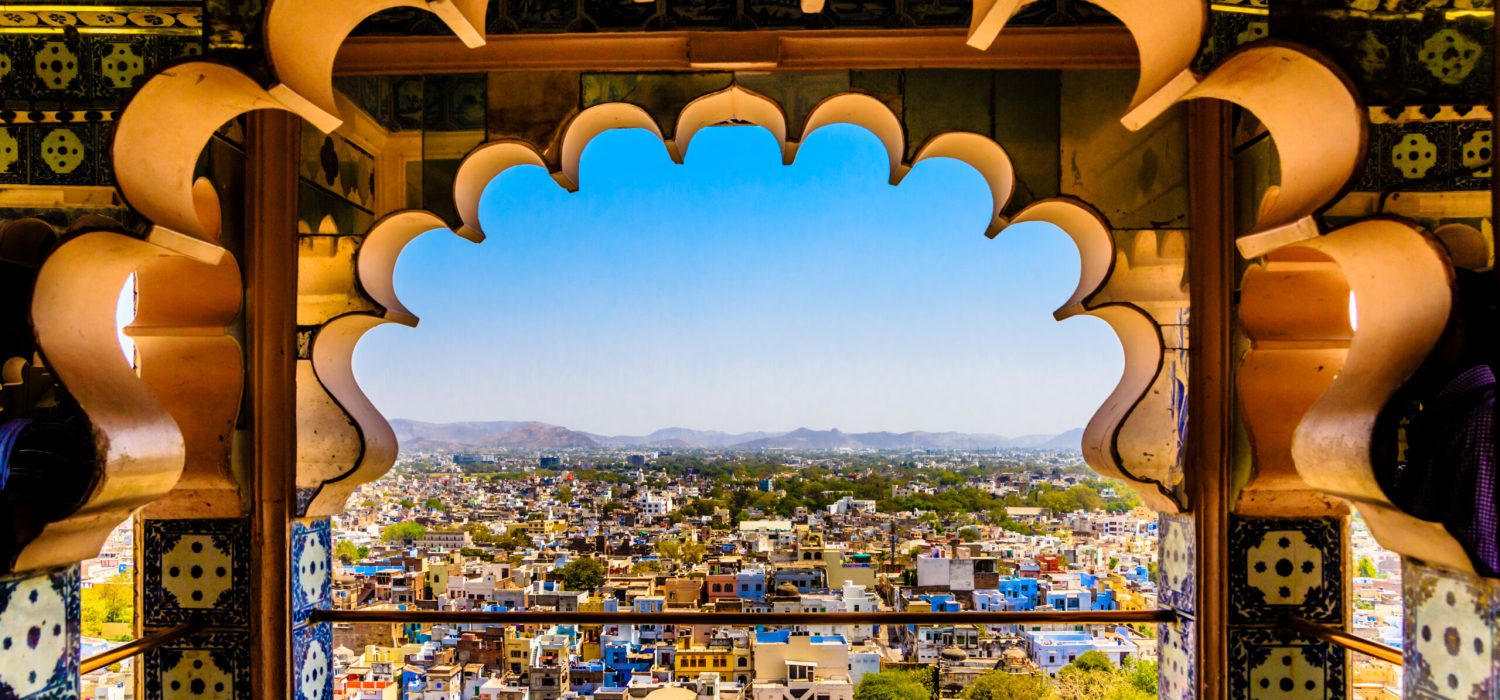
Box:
[309,609,1176,626]
[334,27,1139,76]
[1280,615,1403,666]
[80,620,205,674]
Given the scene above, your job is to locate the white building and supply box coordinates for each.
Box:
[1020,629,1137,677]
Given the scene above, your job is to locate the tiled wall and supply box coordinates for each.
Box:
[139,519,251,700]
[0,565,79,699]
[0,4,205,189]
[1403,558,1500,698]
[1227,517,1349,700]
[1159,512,1198,699]
[292,518,333,700]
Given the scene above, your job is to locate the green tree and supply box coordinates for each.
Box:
[963,670,1045,700]
[1122,657,1157,695]
[1069,651,1114,673]
[80,573,134,640]
[397,498,415,509]
[555,557,606,591]
[558,484,574,502]
[1356,556,1378,579]
[381,521,427,544]
[464,522,499,545]
[854,670,932,700]
[423,497,446,511]
[656,537,707,565]
[334,540,364,563]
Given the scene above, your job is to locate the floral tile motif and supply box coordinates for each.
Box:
[1229,627,1346,700]
[0,565,79,700]
[1160,513,1196,615]
[1159,615,1196,700]
[293,623,332,700]
[142,519,251,628]
[292,518,332,626]
[142,630,250,700]
[1403,559,1498,699]
[1230,517,1344,625]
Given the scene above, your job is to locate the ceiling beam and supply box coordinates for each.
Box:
[334,27,1138,75]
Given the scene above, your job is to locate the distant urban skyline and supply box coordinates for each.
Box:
[353,125,1122,436]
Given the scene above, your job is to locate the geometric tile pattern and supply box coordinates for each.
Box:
[1350,117,1493,193]
[1228,516,1349,700]
[142,519,252,628]
[292,518,332,627]
[1160,512,1196,615]
[141,630,251,700]
[1159,615,1196,700]
[0,565,79,700]
[293,622,332,700]
[1403,558,1499,699]
[1230,517,1345,625]
[0,10,204,188]
[1229,627,1347,700]
[1158,513,1197,699]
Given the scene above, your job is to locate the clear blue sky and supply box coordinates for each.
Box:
[352,124,1121,437]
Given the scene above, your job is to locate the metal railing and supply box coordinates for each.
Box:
[80,619,205,674]
[309,608,1176,626]
[1280,615,1403,666]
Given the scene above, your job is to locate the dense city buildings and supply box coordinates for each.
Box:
[287,446,1404,699]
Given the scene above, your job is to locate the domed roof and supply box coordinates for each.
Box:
[773,582,801,598]
[940,645,969,661]
[1004,647,1027,659]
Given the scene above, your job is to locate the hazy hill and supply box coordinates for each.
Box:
[393,419,1082,452]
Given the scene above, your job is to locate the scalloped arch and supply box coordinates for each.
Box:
[794,93,905,184]
[113,63,290,252]
[966,0,1205,134]
[1288,220,1469,569]
[673,86,790,165]
[906,132,1016,239]
[299,211,475,518]
[1175,44,1364,258]
[1007,198,1186,512]
[558,103,667,192]
[29,230,240,569]
[453,141,550,240]
[266,0,487,133]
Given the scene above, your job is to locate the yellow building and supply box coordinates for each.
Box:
[674,639,753,684]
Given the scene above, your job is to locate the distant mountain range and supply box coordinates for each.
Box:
[391,419,1083,453]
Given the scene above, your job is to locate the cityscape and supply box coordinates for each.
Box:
[79,424,1406,699]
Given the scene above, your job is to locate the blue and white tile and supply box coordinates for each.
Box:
[142,519,251,628]
[1159,614,1196,700]
[1160,512,1195,615]
[0,565,79,699]
[142,631,250,700]
[1229,627,1346,700]
[293,623,332,700]
[292,518,332,626]
[1403,558,1498,698]
[1230,517,1344,625]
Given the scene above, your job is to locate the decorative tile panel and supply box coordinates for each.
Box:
[1160,512,1196,615]
[0,565,78,700]
[1404,558,1499,698]
[142,631,251,700]
[1229,628,1347,700]
[292,518,332,626]
[1230,517,1345,625]
[142,519,251,628]
[1159,615,1196,700]
[293,622,332,700]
